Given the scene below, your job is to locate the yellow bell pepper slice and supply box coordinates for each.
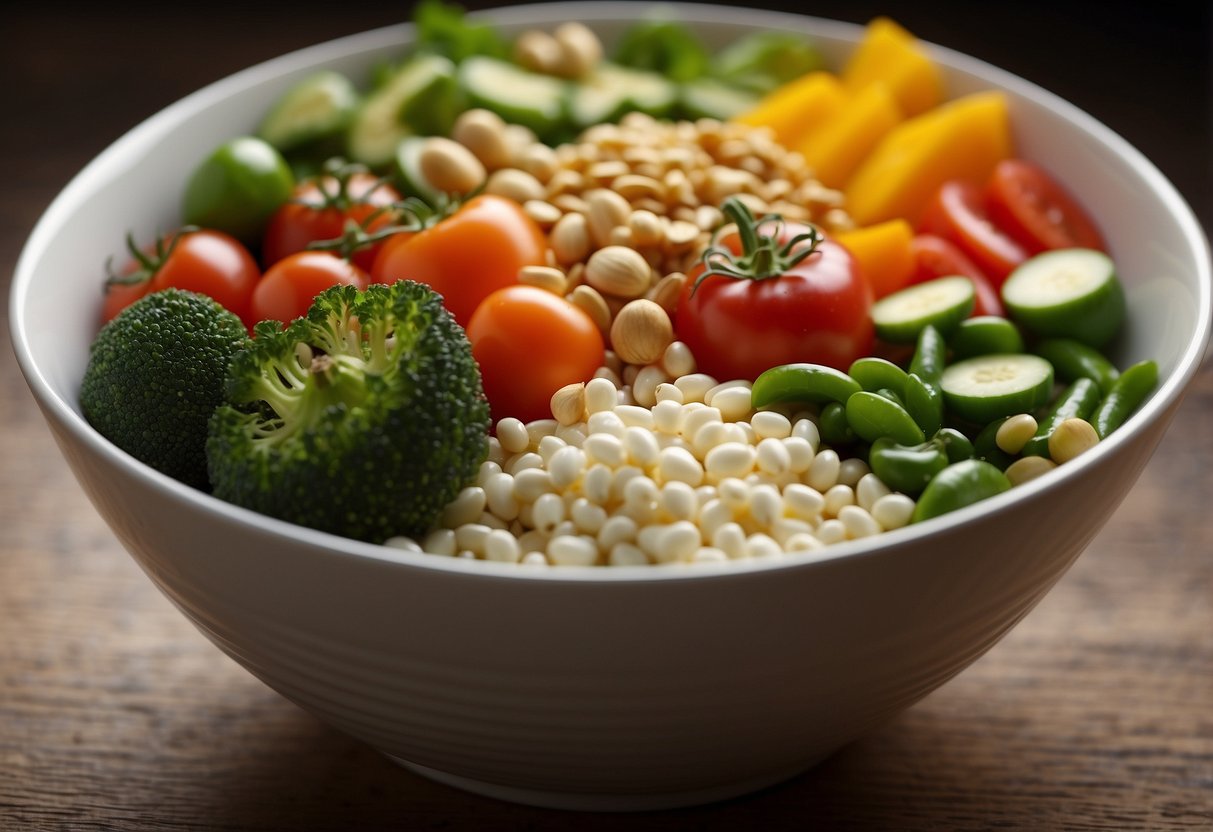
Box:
[833,219,915,300]
[797,82,903,189]
[842,17,943,118]
[845,91,1013,227]
[732,71,847,149]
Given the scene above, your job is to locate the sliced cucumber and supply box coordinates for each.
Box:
[871,275,976,343]
[1000,248,1125,348]
[568,63,679,129]
[940,353,1054,424]
[347,54,458,169]
[459,56,568,139]
[393,136,444,205]
[679,78,759,120]
[258,70,359,153]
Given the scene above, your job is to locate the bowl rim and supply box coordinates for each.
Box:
[10,0,1212,585]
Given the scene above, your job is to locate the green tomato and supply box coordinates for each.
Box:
[182,136,294,244]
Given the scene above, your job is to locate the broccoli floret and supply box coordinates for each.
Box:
[79,288,251,489]
[206,280,490,542]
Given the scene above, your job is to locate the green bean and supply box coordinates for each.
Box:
[751,363,862,408]
[936,427,975,463]
[1091,360,1159,438]
[819,401,856,445]
[1035,338,1120,394]
[973,416,1014,471]
[848,357,908,396]
[904,372,943,436]
[911,459,1011,523]
[1020,377,1102,458]
[845,391,926,446]
[868,436,949,496]
[909,324,946,385]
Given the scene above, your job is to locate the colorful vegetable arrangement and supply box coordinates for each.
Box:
[79,5,1157,565]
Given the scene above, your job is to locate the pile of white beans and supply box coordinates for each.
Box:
[388,361,917,566]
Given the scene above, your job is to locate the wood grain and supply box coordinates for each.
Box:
[3,3,1211,829]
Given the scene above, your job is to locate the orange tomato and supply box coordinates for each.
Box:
[370,194,548,327]
[466,285,604,423]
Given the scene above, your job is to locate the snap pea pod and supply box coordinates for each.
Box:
[904,371,943,436]
[868,436,949,496]
[911,459,1012,523]
[848,357,908,396]
[819,401,856,445]
[1035,338,1120,394]
[1091,359,1159,438]
[936,427,975,463]
[909,324,946,385]
[751,363,862,408]
[846,391,925,445]
[1020,377,1102,458]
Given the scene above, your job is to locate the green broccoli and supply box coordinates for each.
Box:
[205,280,490,543]
[79,288,251,490]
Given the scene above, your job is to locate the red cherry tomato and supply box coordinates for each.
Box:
[250,251,367,326]
[370,194,548,327]
[262,168,400,273]
[466,285,605,423]
[984,159,1106,254]
[908,234,1004,318]
[675,201,873,380]
[102,228,261,328]
[919,180,1028,287]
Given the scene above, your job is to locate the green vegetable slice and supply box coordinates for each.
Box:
[845,391,925,445]
[939,353,1054,425]
[751,362,862,407]
[679,78,759,120]
[911,459,1011,523]
[1000,248,1125,348]
[348,54,460,169]
[257,70,359,153]
[459,56,568,140]
[871,276,975,343]
[949,315,1024,359]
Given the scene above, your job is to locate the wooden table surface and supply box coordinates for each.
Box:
[3,3,1211,829]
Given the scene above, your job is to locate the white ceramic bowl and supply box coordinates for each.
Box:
[10,1,1211,812]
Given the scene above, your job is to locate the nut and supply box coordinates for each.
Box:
[585,246,652,299]
[514,29,562,73]
[451,109,512,171]
[553,22,603,78]
[518,265,568,295]
[569,285,612,337]
[610,299,674,366]
[485,168,546,204]
[585,188,632,248]
[550,382,587,426]
[418,137,486,195]
[550,212,591,265]
[648,272,687,315]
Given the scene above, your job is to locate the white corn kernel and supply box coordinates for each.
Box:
[1049,418,1100,463]
[717,477,750,510]
[513,468,552,503]
[816,519,847,545]
[584,376,619,413]
[586,410,627,438]
[704,380,751,407]
[532,493,566,534]
[661,341,697,378]
[837,457,870,488]
[748,483,783,527]
[583,433,626,468]
[484,473,520,521]
[478,460,503,485]
[495,418,529,454]
[681,406,724,443]
[712,522,747,558]
[632,365,670,407]
[745,533,782,558]
[783,437,815,473]
[661,481,699,521]
[609,542,649,566]
[704,442,757,480]
[783,532,824,553]
[871,493,916,530]
[697,498,733,538]
[384,536,422,552]
[547,534,599,566]
[755,437,792,476]
[771,517,815,545]
[806,448,842,492]
[656,520,702,563]
[506,452,544,476]
[525,419,559,446]
[823,484,856,517]
[657,446,705,486]
[712,386,754,422]
[442,486,487,527]
[554,424,587,447]
[571,498,608,534]
[693,547,728,563]
[751,411,792,440]
[674,373,718,403]
[537,434,567,464]
[997,413,1039,455]
[839,505,881,539]
[791,418,821,451]
[486,436,506,466]
[654,382,685,404]
[454,523,492,554]
[548,445,587,489]
[423,528,457,556]
[782,483,825,521]
[484,529,522,563]
[582,463,613,506]
[614,404,655,429]
[521,551,550,566]
[855,473,891,512]
[597,515,638,549]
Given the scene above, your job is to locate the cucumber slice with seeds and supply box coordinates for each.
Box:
[258,70,358,153]
[459,56,568,139]
[940,353,1054,424]
[348,54,458,169]
[871,275,976,343]
[569,63,679,129]
[1000,248,1125,348]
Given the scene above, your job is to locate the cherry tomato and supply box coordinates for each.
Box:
[102,228,261,328]
[675,199,873,380]
[250,251,367,325]
[466,285,605,423]
[984,159,1106,254]
[908,234,1004,317]
[262,167,401,272]
[370,194,548,327]
[919,180,1028,287]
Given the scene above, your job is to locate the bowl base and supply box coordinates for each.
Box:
[387,756,821,811]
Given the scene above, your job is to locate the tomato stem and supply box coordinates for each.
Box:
[104,226,197,289]
[693,197,823,293]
